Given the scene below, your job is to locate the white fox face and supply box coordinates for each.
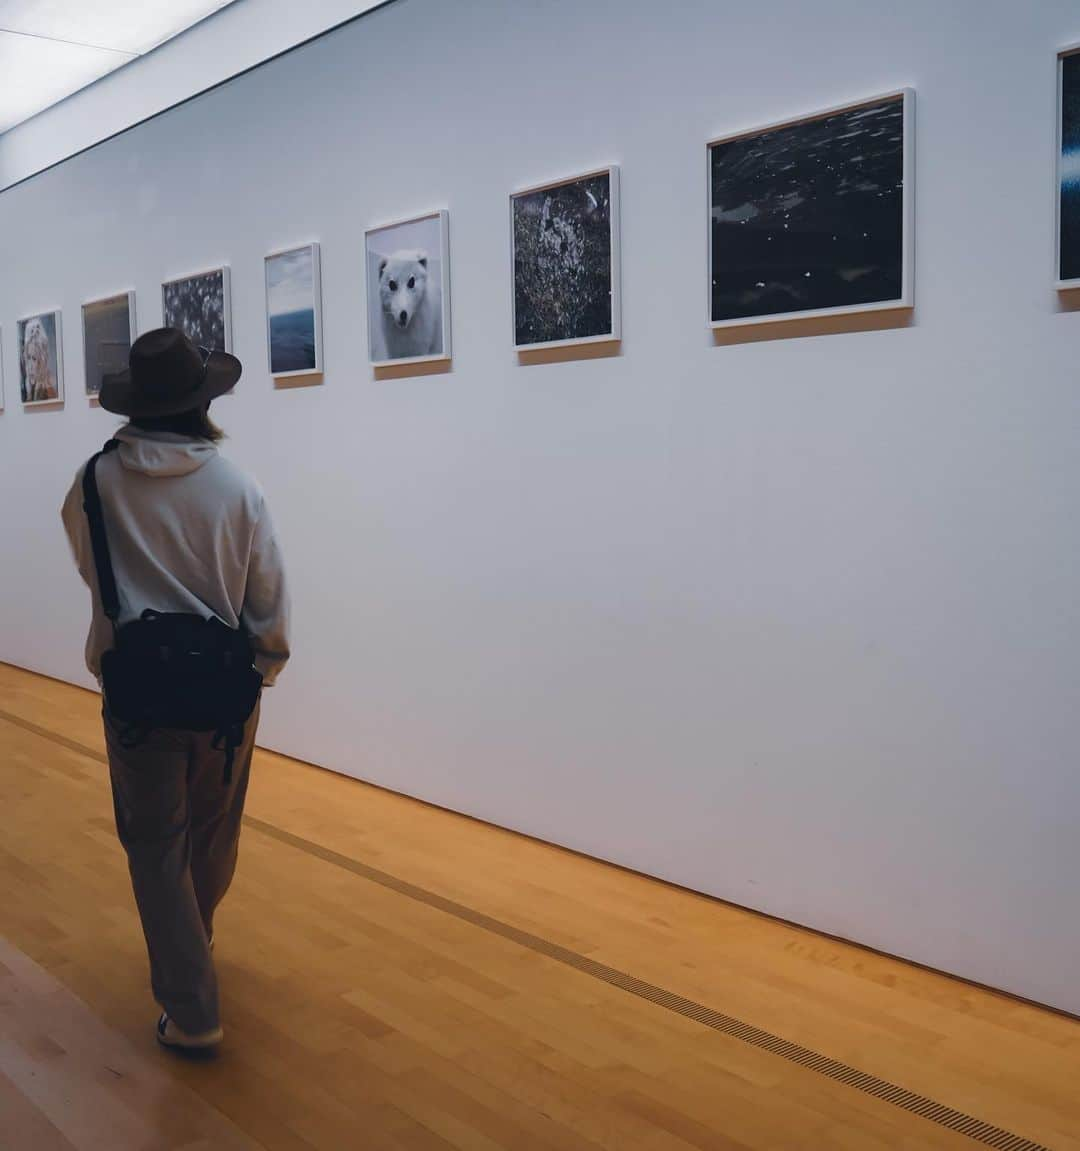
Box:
[379,250,429,330]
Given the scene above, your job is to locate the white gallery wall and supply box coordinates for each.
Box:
[1,0,1079,1014]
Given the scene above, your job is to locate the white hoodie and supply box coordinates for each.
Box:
[61,426,290,686]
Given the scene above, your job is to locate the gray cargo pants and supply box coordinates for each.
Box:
[105,701,260,1035]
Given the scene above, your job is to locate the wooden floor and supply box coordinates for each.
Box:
[0,662,1077,1151]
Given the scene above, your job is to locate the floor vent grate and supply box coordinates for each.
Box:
[245,816,1053,1151]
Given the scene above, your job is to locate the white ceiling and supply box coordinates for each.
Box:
[0,1,238,134]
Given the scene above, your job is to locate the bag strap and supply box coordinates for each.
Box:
[213,723,245,786]
[81,439,122,623]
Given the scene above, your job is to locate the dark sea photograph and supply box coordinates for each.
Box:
[1060,52,1080,282]
[513,170,614,346]
[710,94,906,323]
[269,309,317,373]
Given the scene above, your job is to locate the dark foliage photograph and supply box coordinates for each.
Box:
[513,170,616,347]
[1060,51,1080,282]
[162,269,228,351]
[710,95,906,323]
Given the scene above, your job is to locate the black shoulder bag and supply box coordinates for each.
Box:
[82,439,263,782]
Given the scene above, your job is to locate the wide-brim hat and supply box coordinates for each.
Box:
[99,327,241,417]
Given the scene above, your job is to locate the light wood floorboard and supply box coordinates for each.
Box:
[0,936,262,1149]
[0,662,1077,1150]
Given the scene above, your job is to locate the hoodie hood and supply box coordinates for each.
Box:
[114,426,218,478]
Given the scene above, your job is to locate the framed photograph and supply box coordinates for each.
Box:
[162,266,232,352]
[1057,45,1080,289]
[708,89,914,327]
[265,243,323,376]
[365,210,451,367]
[82,291,136,399]
[511,165,621,350]
[17,310,64,406]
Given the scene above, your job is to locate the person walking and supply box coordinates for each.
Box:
[61,327,290,1051]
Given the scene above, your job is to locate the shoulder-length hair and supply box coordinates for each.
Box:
[129,405,225,442]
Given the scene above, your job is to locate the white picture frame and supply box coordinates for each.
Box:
[1055,43,1080,290]
[82,290,137,401]
[365,209,452,368]
[161,265,232,353]
[707,89,915,329]
[510,164,622,352]
[17,309,64,407]
[265,242,323,377]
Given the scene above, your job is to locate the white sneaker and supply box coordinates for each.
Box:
[156,1013,223,1050]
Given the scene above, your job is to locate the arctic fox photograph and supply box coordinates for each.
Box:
[365,211,450,365]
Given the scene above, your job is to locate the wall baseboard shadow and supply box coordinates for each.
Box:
[374,359,453,382]
[712,307,914,347]
[1055,289,1080,313]
[517,340,621,367]
[274,372,324,390]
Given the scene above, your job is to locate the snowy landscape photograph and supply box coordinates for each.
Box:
[512,167,620,348]
[162,267,230,351]
[709,93,910,324]
[266,245,321,375]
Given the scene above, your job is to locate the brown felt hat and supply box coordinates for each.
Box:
[99,327,241,417]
